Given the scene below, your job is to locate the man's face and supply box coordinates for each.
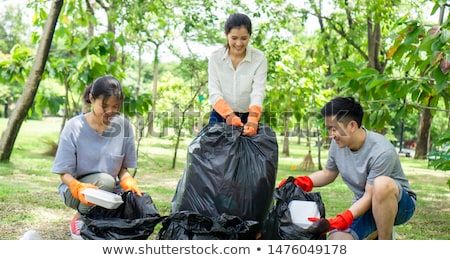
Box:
[324,116,354,148]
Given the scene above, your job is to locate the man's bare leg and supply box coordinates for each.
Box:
[372,176,398,240]
[328,231,354,240]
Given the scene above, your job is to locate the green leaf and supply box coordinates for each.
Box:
[327,72,345,81]
[431,3,440,15]
[366,78,385,90]
[360,68,380,75]
[433,66,448,93]
[440,29,450,43]
[395,105,407,121]
[411,88,421,102]
[392,44,408,63]
[418,34,436,51]
[435,131,450,145]
[431,40,445,52]
[369,110,377,126]
[335,61,358,70]
[404,24,421,45]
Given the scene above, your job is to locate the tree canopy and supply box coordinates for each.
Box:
[0,0,448,171]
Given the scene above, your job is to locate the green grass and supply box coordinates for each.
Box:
[0,117,449,240]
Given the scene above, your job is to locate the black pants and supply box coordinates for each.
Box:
[208,109,249,125]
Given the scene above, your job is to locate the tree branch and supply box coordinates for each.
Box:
[325,16,368,60]
[95,0,110,10]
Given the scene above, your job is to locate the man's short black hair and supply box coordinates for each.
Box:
[320,97,364,127]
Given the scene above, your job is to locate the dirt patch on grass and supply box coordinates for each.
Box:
[0,205,73,240]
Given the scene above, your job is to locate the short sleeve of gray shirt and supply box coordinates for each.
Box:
[51,114,137,179]
[325,130,415,202]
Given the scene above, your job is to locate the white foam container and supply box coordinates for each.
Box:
[82,188,123,209]
[288,200,320,228]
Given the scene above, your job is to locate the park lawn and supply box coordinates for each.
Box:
[0,117,448,240]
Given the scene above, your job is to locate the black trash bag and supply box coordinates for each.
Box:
[80,191,163,240]
[157,211,259,240]
[261,177,329,240]
[171,123,278,229]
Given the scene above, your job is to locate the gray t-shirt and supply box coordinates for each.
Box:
[325,129,415,203]
[52,114,137,179]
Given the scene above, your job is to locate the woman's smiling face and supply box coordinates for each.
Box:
[226,26,250,56]
[91,94,121,125]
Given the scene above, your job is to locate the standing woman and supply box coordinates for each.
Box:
[208,13,267,136]
[52,75,142,240]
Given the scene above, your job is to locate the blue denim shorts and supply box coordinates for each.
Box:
[330,186,416,240]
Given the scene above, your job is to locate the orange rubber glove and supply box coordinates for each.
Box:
[68,179,98,206]
[213,98,243,127]
[308,210,354,231]
[120,175,142,196]
[278,175,313,192]
[243,105,261,136]
[226,114,244,127]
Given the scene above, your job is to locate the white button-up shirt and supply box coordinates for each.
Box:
[208,45,267,113]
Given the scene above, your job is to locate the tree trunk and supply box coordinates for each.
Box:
[85,0,95,37]
[134,42,144,140]
[316,128,322,170]
[147,44,160,137]
[282,112,290,156]
[0,0,63,162]
[299,119,314,171]
[367,18,384,73]
[3,103,8,118]
[106,3,116,63]
[295,122,301,144]
[415,107,433,159]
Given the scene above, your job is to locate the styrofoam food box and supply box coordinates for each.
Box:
[82,188,123,209]
[288,200,320,228]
